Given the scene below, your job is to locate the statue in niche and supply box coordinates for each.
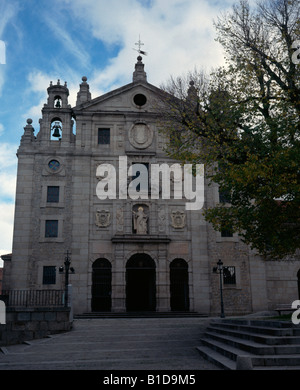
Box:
[133,206,148,234]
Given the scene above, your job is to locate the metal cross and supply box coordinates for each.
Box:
[135,35,144,52]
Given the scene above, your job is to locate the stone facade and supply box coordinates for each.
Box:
[2,57,300,316]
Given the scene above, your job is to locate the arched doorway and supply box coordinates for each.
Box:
[91,258,112,312]
[126,254,156,311]
[170,259,189,311]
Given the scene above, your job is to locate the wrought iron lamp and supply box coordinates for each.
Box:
[213,259,225,318]
[59,251,75,307]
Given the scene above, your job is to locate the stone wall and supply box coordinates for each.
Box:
[0,307,72,346]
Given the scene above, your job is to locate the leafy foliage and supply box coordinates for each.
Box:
[158,0,300,259]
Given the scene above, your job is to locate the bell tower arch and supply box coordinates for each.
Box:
[37,79,75,146]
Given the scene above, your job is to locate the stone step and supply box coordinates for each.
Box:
[199,336,256,363]
[74,311,207,319]
[199,318,300,370]
[253,354,300,367]
[204,330,300,355]
[211,320,298,337]
[214,318,299,331]
[196,345,236,370]
[199,337,300,368]
[207,325,300,346]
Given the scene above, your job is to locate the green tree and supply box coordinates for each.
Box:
[158,0,300,259]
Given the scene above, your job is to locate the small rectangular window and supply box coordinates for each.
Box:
[45,220,58,238]
[221,228,233,238]
[98,128,110,144]
[47,186,60,203]
[43,266,56,285]
[223,266,236,285]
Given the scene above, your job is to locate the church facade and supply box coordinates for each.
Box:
[2,57,300,316]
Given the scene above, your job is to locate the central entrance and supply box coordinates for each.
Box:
[126,254,156,311]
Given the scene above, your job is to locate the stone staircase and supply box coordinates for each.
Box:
[74,311,207,319]
[197,318,300,370]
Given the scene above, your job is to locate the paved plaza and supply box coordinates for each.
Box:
[0,317,219,370]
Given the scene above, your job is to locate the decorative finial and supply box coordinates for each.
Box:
[27,118,33,125]
[57,79,60,85]
[82,76,87,83]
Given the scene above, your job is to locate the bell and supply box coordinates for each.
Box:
[55,99,61,108]
[52,123,61,138]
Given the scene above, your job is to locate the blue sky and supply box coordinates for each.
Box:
[0,0,250,264]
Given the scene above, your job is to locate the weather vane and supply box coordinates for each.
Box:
[133,35,147,56]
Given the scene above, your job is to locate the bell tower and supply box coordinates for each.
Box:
[38,79,74,146]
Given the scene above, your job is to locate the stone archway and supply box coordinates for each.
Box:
[91,258,112,312]
[126,254,156,311]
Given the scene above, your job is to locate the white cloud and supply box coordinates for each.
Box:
[0,142,18,171]
[0,172,16,200]
[24,0,241,118]
[60,0,230,90]
[0,143,17,265]
[42,13,91,69]
[0,203,15,266]
[0,1,19,95]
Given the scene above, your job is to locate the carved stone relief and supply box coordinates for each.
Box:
[116,207,124,232]
[171,210,186,229]
[95,209,111,228]
[128,123,153,149]
[158,206,166,232]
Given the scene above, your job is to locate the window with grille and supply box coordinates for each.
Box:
[223,266,236,285]
[221,228,233,238]
[45,220,58,238]
[98,128,110,144]
[47,186,60,203]
[43,266,56,285]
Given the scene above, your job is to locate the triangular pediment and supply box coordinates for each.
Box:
[73,81,164,113]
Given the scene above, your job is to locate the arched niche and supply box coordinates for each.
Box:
[50,118,63,140]
[54,95,62,108]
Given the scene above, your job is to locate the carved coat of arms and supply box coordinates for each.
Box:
[95,210,111,228]
[171,210,186,229]
[129,123,153,149]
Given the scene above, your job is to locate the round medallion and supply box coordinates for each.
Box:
[129,123,153,149]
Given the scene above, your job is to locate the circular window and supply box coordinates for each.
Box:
[133,94,147,107]
[48,159,60,171]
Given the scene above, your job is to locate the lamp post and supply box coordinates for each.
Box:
[213,259,225,318]
[59,250,75,308]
